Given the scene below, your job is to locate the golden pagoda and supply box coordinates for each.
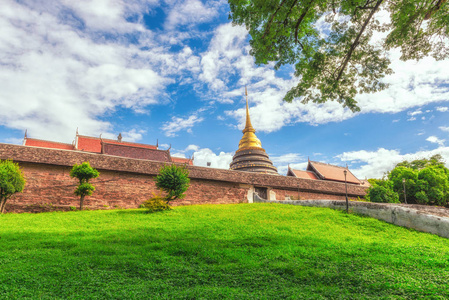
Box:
[229,88,278,174]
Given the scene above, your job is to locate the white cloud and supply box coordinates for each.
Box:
[165,0,220,30]
[408,109,423,116]
[161,114,204,137]
[171,152,187,158]
[440,126,449,132]
[0,0,205,143]
[185,144,200,151]
[426,136,445,146]
[337,147,449,179]
[121,129,146,142]
[193,148,233,168]
[407,117,417,121]
[437,106,449,112]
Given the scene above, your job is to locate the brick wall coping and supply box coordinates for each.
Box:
[0,143,367,197]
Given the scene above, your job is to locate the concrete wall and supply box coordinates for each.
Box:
[255,198,449,239]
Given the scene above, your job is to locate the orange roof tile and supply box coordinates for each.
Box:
[171,156,193,165]
[25,138,75,151]
[102,142,170,162]
[308,161,361,184]
[289,169,318,180]
[76,135,157,153]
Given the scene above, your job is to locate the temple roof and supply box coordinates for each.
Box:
[307,161,361,184]
[102,142,171,162]
[171,156,193,165]
[24,138,75,151]
[76,135,157,153]
[287,168,318,180]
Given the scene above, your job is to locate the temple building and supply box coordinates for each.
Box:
[287,160,370,186]
[23,130,193,165]
[229,89,278,175]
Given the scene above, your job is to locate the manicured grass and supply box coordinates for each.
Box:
[1,203,448,299]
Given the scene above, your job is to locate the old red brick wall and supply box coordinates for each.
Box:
[0,143,367,212]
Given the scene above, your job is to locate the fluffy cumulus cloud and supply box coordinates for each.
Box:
[436,106,449,112]
[0,0,210,142]
[337,147,449,179]
[164,0,220,30]
[193,148,234,168]
[161,113,204,137]
[426,136,446,147]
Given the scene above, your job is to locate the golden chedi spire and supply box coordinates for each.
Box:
[238,86,262,149]
[230,87,278,175]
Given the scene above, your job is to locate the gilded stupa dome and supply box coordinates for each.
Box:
[229,87,278,175]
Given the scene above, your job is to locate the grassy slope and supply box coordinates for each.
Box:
[0,203,448,299]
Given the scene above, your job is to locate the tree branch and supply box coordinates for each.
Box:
[262,0,288,39]
[335,0,384,82]
[284,0,300,26]
[294,2,313,43]
[424,0,447,20]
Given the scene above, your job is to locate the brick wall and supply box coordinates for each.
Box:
[0,143,367,212]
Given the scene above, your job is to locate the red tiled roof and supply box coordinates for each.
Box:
[102,142,171,162]
[307,161,361,184]
[172,156,193,165]
[25,138,75,151]
[289,169,318,180]
[76,135,157,153]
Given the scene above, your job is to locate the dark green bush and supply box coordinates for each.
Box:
[367,185,399,203]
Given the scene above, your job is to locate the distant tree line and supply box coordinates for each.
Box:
[367,154,449,206]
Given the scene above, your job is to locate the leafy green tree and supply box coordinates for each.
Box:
[228,0,449,111]
[155,164,190,205]
[0,160,26,214]
[388,166,418,203]
[70,162,99,210]
[415,165,449,206]
[396,154,445,170]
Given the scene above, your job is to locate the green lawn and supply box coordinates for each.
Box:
[0,203,448,299]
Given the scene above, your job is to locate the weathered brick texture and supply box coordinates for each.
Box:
[0,143,367,212]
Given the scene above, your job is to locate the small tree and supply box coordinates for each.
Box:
[155,164,190,205]
[0,160,26,214]
[70,162,99,210]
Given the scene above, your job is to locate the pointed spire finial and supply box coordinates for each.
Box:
[244,86,254,132]
[156,139,159,149]
[24,129,27,139]
[76,127,78,135]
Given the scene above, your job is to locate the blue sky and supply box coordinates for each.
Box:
[1,0,448,178]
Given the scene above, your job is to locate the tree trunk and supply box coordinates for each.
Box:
[0,198,6,214]
[80,195,85,210]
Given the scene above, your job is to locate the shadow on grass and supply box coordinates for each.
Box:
[114,209,173,215]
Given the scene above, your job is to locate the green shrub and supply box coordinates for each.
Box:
[142,192,172,213]
[0,160,26,214]
[70,162,99,210]
[367,185,399,203]
[155,164,190,205]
